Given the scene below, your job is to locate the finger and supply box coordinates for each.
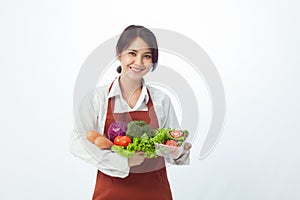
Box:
[175,144,191,160]
[184,142,192,150]
[181,149,190,156]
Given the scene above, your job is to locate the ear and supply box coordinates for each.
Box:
[116,48,121,61]
[117,54,121,61]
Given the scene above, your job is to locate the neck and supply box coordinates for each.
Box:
[119,75,142,100]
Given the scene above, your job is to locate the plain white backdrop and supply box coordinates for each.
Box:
[1,0,300,199]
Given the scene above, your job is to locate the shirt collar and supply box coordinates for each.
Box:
[107,76,149,104]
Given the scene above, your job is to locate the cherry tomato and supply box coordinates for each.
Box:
[165,140,178,147]
[170,130,183,138]
[113,135,122,145]
[119,136,132,147]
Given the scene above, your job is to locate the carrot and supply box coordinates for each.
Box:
[86,130,113,149]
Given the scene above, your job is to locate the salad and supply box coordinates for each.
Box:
[110,121,189,158]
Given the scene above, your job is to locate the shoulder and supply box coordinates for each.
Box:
[94,84,110,98]
[82,84,110,106]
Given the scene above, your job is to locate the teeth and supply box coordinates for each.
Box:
[130,66,143,72]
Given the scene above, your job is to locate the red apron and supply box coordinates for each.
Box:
[92,85,173,200]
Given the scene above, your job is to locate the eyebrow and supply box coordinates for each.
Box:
[128,49,152,54]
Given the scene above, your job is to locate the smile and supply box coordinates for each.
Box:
[130,66,144,72]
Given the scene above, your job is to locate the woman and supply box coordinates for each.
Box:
[71,25,191,200]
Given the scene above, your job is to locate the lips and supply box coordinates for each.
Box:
[129,66,144,72]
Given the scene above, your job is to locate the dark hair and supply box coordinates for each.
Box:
[116,25,158,73]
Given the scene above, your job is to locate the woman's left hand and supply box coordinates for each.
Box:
[173,142,192,164]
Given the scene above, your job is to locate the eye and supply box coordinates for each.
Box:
[144,54,152,59]
[128,51,136,56]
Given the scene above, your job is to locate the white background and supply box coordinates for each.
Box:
[1,0,300,199]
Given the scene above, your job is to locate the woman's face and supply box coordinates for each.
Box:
[118,37,153,81]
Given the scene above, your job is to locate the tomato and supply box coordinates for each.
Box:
[170,130,183,138]
[165,140,178,147]
[119,136,132,147]
[113,136,122,145]
[114,136,132,147]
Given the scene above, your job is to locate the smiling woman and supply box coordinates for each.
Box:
[70,25,191,200]
[115,25,159,109]
[119,41,153,75]
[117,37,154,108]
[115,25,159,74]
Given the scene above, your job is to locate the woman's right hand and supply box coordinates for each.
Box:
[128,151,145,167]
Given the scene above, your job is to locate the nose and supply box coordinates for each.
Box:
[133,55,143,67]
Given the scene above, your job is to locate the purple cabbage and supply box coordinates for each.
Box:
[107,121,127,142]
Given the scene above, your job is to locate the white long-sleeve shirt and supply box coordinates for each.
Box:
[70,77,189,178]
